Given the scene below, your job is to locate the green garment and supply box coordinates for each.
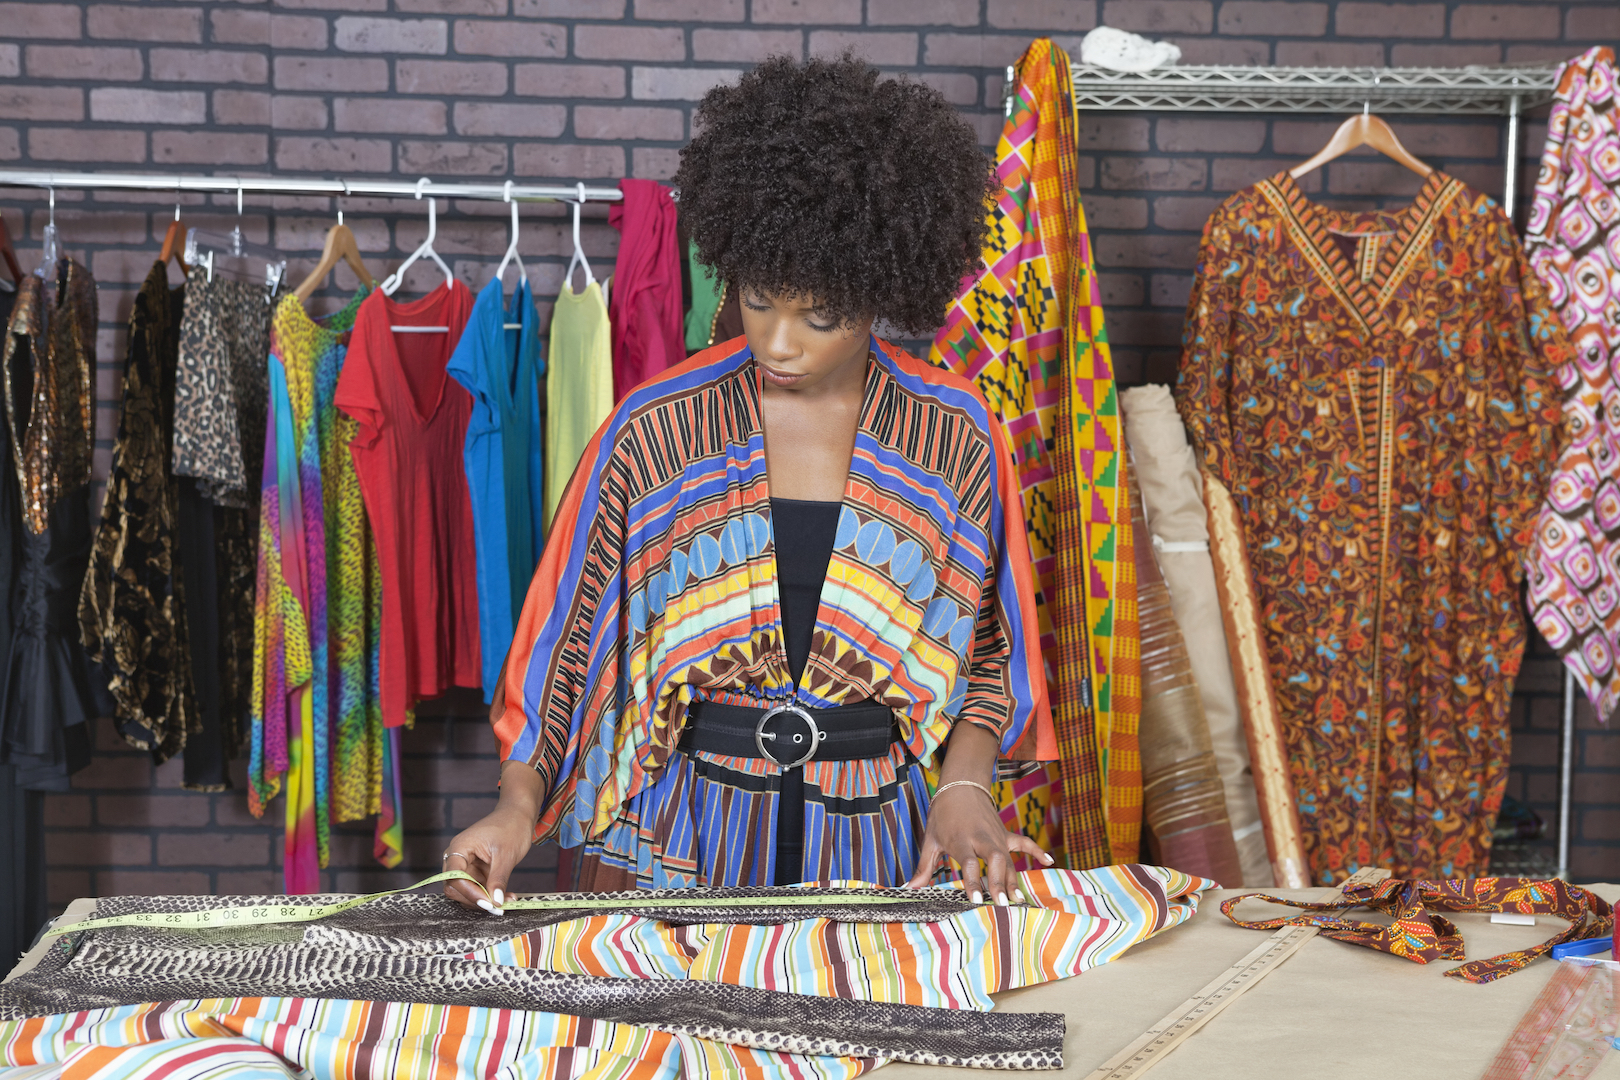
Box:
[683,239,724,352]
[545,278,613,529]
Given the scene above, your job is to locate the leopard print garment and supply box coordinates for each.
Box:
[0,888,1064,1070]
[172,267,272,509]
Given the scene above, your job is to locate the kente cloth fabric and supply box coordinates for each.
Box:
[929,37,1140,871]
[608,179,683,403]
[1,264,104,792]
[499,336,1055,888]
[1524,47,1620,721]
[79,261,195,765]
[544,279,612,528]
[1221,877,1614,983]
[1175,170,1570,884]
[336,283,481,730]
[447,276,547,703]
[171,267,271,509]
[0,866,1214,1078]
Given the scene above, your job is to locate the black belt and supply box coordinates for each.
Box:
[680,699,896,768]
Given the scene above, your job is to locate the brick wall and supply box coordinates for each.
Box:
[0,0,1616,913]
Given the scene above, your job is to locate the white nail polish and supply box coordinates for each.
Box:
[476,899,495,913]
[493,889,504,906]
[971,890,984,904]
[997,892,1008,907]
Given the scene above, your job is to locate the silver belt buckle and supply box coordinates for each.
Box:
[755,703,822,769]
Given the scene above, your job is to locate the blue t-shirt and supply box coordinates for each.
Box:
[446,276,546,701]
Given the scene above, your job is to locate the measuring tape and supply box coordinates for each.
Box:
[43,872,972,940]
[1083,866,1391,1079]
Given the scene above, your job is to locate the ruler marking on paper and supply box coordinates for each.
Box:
[1085,866,1391,1080]
[1481,960,1620,1080]
[42,872,958,939]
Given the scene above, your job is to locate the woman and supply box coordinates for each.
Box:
[445,54,1055,909]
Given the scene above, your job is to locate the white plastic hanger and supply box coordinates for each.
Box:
[564,181,595,294]
[495,180,526,331]
[382,178,454,332]
[185,181,287,293]
[34,187,58,278]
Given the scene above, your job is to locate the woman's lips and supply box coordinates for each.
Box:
[759,364,806,387]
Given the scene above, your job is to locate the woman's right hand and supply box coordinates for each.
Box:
[443,760,546,913]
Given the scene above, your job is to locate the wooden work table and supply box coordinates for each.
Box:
[10,886,1620,1077]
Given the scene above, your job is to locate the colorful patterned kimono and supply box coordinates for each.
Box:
[930,37,1139,869]
[1175,171,1569,883]
[497,337,1054,889]
[1525,47,1620,720]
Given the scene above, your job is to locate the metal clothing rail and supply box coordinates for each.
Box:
[0,170,623,203]
[1033,60,1577,877]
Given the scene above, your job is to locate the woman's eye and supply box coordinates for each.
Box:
[807,316,837,332]
[742,297,770,312]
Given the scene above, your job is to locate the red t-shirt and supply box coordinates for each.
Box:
[336,281,480,727]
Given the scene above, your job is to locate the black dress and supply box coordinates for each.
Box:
[0,261,110,791]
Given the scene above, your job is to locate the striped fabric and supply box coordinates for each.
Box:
[929,38,1140,869]
[0,866,1211,1080]
[497,335,1056,888]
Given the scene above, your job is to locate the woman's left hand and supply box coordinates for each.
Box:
[903,721,1052,903]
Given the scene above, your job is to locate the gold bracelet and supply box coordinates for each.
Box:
[933,779,996,804]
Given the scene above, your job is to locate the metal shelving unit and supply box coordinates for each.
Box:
[1045,59,1575,877]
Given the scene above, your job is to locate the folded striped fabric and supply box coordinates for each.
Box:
[0,865,1212,1080]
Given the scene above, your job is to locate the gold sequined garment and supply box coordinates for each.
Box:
[2,261,96,535]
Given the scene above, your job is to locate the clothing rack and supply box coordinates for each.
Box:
[0,170,623,204]
[1037,60,1574,877]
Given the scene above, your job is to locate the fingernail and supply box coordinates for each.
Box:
[476,899,495,913]
[1014,889,1026,904]
[1040,853,1055,865]
[971,890,984,904]
[997,892,1008,907]
[493,889,504,906]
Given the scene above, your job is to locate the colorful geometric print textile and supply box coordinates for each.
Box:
[1221,877,1614,983]
[1175,171,1570,884]
[1524,47,1620,722]
[498,335,1056,884]
[930,37,1140,869]
[0,866,1213,1079]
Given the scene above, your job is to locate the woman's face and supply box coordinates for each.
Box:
[740,288,874,395]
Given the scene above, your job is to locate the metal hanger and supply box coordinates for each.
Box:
[34,187,58,278]
[1289,75,1433,183]
[294,188,376,304]
[185,180,287,293]
[564,181,595,294]
[495,180,526,331]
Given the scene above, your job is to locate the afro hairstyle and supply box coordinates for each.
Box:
[672,53,996,337]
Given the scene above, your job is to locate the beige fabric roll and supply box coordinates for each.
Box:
[1121,385,1270,887]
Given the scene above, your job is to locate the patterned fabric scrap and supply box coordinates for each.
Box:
[930,37,1140,870]
[1222,877,1613,983]
[1524,47,1620,721]
[498,336,1054,890]
[0,866,1213,1078]
[1175,171,1569,883]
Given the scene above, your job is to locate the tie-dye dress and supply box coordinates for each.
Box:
[497,337,1055,889]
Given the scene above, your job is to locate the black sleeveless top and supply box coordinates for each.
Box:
[770,498,840,685]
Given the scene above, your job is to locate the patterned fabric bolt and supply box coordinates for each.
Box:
[1525,47,1620,721]
[1175,171,1570,883]
[0,866,1212,1078]
[498,335,1055,889]
[929,38,1139,869]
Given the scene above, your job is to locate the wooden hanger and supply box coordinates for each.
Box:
[159,210,190,276]
[294,216,376,304]
[1290,109,1433,181]
[0,211,21,289]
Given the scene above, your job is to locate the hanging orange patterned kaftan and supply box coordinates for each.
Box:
[1175,171,1570,883]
